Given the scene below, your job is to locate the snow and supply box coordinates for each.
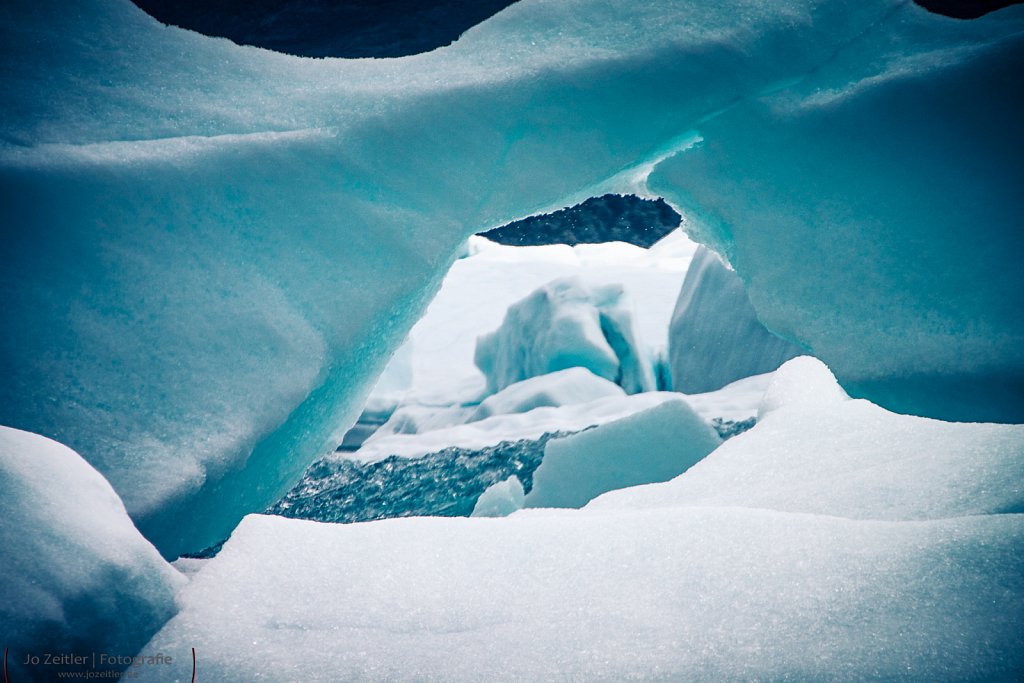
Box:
[0,427,184,680]
[3,0,1022,558]
[349,391,687,463]
[137,510,1024,682]
[669,246,803,393]
[524,397,720,509]
[591,357,1024,520]
[471,367,625,421]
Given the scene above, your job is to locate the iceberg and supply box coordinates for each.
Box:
[471,367,626,421]
[475,276,656,395]
[525,398,720,508]
[3,0,1022,557]
[471,475,527,517]
[0,427,184,681]
[669,246,804,393]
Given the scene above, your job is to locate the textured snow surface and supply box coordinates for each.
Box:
[139,512,1023,682]
[3,0,1022,557]
[592,357,1024,519]
[0,427,184,681]
[476,276,655,395]
[669,246,803,393]
[138,357,1024,680]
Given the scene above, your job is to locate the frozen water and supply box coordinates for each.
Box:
[353,391,689,462]
[471,367,625,421]
[471,476,526,517]
[0,427,184,681]
[669,246,803,393]
[272,432,564,524]
[525,398,720,509]
[475,276,655,395]
[388,233,695,408]
[3,0,1022,557]
[591,357,1024,519]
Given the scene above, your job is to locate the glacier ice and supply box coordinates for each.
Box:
[471,475,527,517]
[2,0,1023,557]
[525,398,720,509]
[471,367,625,421]
[0,427,184,681]
[669,246,804,393]
[475,276,655,395]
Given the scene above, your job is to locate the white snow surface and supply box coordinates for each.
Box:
[592,357,1024,519]
[0,427,184,680]
[137,358,1024,680]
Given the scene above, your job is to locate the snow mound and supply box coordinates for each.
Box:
[525,398,720,509]
[0,427,184,681]
[669,246,803,393]
[471,367,625,421]
[137,510,1024,682]
[591,357,1024,520]
[475,276,655,395]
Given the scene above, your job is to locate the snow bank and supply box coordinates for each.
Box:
[591,357,1024,520]
[471,367,625,421]
[138,509,1024,682]
[475,276,655,395]
[525,398,720,508]
[0,427,184,681]
[669,246,803,393]
[4,0,1022,557]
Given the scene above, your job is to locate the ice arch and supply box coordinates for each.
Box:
[1,0,1021,556]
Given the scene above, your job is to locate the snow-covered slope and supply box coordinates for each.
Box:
[3,0,1022,556]
[135,358,1024,681]
[0,427,184,681]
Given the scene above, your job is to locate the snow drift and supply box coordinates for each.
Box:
[0,427,184,682]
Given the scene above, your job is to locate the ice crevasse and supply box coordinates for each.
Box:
[1,0,1022,557]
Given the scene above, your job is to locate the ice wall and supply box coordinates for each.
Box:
[669,246,804,393]
[2,0,1022,556]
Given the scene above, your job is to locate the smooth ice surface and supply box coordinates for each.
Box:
[470,475,526,517]
[0,427,184,681]
[592,357,1024,519]
[525,398,720,508]
[669,246,803,393]
[471,367,625,421]
[4,0,1023,556]
[475,276,655,395]
[138,510,1024,682]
